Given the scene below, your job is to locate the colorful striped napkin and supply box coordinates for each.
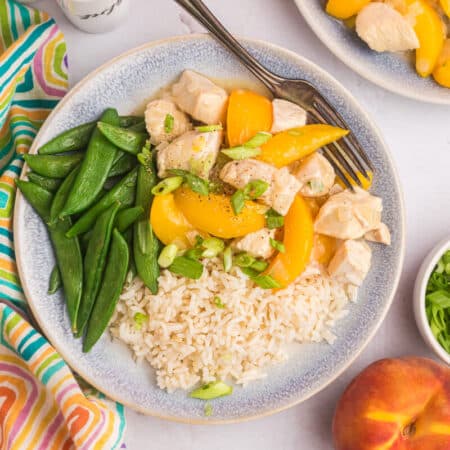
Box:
[0,1,126,448]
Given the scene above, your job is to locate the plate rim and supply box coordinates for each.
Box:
[294,0,450,105]
[14,33,406,424]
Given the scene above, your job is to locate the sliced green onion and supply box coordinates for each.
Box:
[426,290,450,309]
[250,260,269,272]
[270,238,286,253]
[223,246,232,272]
[234,253,256,268]
[252,274,281,289]
[190,381,233,400]
[158,244,179,268]
[202,237,225,258]
[133,312,148,331]
[194,235,204,247]
[151,176,184,195]
[184,247,204,261]
[169,256,204,280]
[214,296,226,309]
[307,179,325,194]
[221,147,262,160]
[436,259,445,274]
[164,114,174,133]
[244,131,272,148]
[204,402,213,417]
[169,169,209,196]
[244,179,269,200]
[265,208,284,229]
[231,189,246,215]
[195,124,223,133]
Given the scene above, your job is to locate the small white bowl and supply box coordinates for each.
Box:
[414,237,450,365]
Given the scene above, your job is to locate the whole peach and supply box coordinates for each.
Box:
[333,357,450,450]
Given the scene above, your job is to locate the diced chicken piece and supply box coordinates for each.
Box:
[271,99,307,134]
[293,153,336,197]
[171,70,228,125]
[356,3,419,52]
[314,187,382,240]
[328,240,372,286]
[156,130,223,179]
[232,228,276,260]
[364,223,391,246]
[145,99,192,145]
[220,159,301,216]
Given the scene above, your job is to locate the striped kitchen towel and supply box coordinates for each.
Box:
[0,1,126,448]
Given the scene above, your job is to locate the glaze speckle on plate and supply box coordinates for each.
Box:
[295,0,450,105]
[14,35,405,423]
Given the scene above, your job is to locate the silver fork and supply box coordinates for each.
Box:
[174,0,373,188]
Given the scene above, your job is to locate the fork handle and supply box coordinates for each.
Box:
[174,0,282,93]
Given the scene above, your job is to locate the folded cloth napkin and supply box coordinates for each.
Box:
[0,1,126,448]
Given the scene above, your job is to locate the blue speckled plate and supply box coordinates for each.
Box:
[14,35,405,423]
[295,1,450,104]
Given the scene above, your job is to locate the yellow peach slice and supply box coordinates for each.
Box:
[325,0,371,19]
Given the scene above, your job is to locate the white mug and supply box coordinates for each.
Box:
[56,0,130,33]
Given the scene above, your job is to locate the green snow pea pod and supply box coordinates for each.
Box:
[60,108,120,217]
[115,206,143,232]
[127,121,147,133]
[66,167,137,238]
[48,265,62,295]
[16,180,83,331]
[76,202,120,335]
[133,147,160,294]
[97,122,147,155]
[119,115,144,128]
[38,122,95,155]
[108,153,137,177]
[83,228,129,352]
[27,173,62,193]
[49,166,80,224]
[24,153,84,179]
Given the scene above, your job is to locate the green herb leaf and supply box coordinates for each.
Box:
[169,256,204,279]
[195,124,223,133]
[231,189,246,215]
[244,179,269,200]
[190,381,233,400]
[169,169,209,196]
[265,208,284,229]
[214,296,226,309]
[133,312,148,330]
[164,114,174,133]
[270,238,286,253]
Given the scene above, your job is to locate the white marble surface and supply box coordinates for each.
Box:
[32,0,450,448]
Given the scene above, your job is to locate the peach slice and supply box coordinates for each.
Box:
[325,0,371,20]
[433,39,450,88]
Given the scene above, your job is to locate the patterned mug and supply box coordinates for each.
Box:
[56,0,130,33]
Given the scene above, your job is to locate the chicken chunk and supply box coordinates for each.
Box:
[365,223,391,246]
[232,228,276,260]
[328,240,372,286]
[220,159,301,216]
[157,130,223,179]
[293,153,336,197]
[271,99,307,134]
[171,70,228,125]
[356,3,419,52]
[314,187,382,240]
[145,99,192,145]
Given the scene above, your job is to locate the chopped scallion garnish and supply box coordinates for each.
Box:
[270,238,286,253]
[244,131,272,148]
[221,147,261,160]
[265,208,284,229]
[214,296,226,309]
[190,381,233,400]
[202,237,225,258]
[151,176,184,196]
[164,114,174,133]
[234,253,255,268]
[158,244,178,268]
[252,274,281,289]
[231,189,246,215]
[195,124,223,133]
[169,256,204,279]
[243,179,269,200]
[133,312,148,330]
[250,259,269,272]
[169,169,209,196]
[223,246,233,272]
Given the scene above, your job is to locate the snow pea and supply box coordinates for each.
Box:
[16,180,83,331]
[83,228,129,352]
[108,152,137,177]
[60,109,120,217]
[24,153,84,178]
[38,122,95,155]
[116,206,144,232]
[27,173,62,193]
[48,265,62,295]
[97,122,147,155]
[66,167,137,238]
[133,148,160,294]
[49,165,80,224]
[76,202,120,335]
[119,115,144,128]
[128,121,147,133]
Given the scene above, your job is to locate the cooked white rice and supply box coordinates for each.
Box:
[109,260,354,393]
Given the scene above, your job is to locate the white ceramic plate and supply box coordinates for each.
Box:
[14,35,405,423]
[295,0,450,105]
